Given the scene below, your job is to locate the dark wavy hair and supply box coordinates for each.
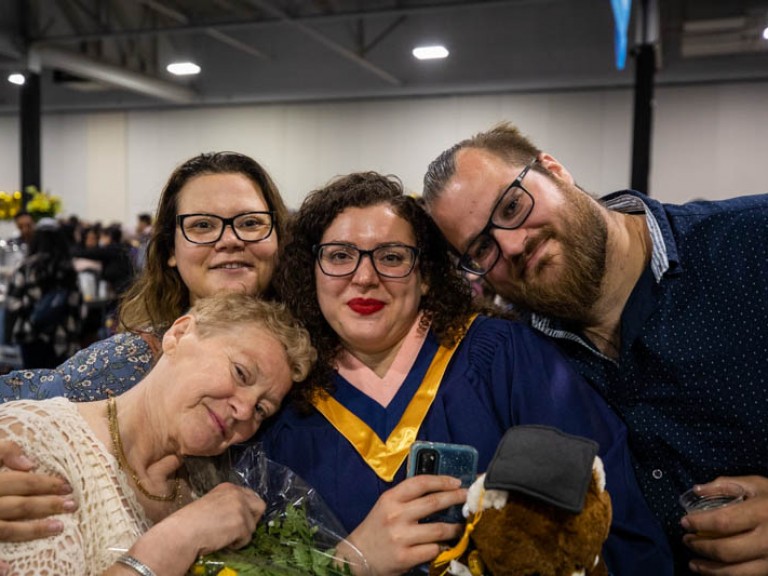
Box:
[27,227,76,292]
[119,152,288,333]
[275,171,474,406]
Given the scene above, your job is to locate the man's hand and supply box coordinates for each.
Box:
[0,439,77,543]
[681,475,768,576]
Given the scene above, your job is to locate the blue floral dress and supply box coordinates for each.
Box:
[0,332,155,403]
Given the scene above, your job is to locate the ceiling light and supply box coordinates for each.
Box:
[166,61,201,76]
[763,26,768,40]
[8,73,25,86]
[412,45,449,60]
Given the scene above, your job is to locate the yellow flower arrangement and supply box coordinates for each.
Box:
[0,186,62,221]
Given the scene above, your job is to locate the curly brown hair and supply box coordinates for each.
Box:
[119,152,288,334]
[274,171,475,407]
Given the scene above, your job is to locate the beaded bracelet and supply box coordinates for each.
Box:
[116,554,157,576]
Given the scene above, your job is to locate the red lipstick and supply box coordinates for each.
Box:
[348,298,385,315]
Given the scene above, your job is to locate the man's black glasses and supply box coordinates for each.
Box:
[457,159,537,276]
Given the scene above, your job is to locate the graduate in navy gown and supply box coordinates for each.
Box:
[257,171,672,576]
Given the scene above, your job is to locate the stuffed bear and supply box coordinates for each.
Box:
[430,426,612,576]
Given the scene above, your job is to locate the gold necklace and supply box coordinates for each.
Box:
[107,396,180,502]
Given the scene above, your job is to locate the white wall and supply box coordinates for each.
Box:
[653,82,768,201]
[1,80,766,224]
[0,116,19,189]
[41,114,88,218]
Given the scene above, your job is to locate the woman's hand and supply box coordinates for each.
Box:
[682,475,768,575]
[179,482,266,555]
[0,439,76,542]
[126,482,266,576]
[347,475,467,576]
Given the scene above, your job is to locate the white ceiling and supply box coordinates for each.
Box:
[0,0,767,113]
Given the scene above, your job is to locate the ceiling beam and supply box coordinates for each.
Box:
[0,33,21,60]
[243,0,401,85]
[37,0,534,44]
[28,44,198,103]
[138,0,269,60]
[360,15,407,56]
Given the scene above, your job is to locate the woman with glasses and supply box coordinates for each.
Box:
[257,171,671,576]
[1,151,286,402]
[0,151,288,546]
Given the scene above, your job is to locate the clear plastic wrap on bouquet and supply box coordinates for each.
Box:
[187,444,368,576]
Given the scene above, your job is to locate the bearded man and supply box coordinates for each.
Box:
[423,122,768,576]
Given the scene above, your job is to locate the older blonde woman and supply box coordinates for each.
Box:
[0,292,315,576]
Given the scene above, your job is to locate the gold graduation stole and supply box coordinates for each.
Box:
[312,317,477,481]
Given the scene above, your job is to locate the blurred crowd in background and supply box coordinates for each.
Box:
[0,211,152,370]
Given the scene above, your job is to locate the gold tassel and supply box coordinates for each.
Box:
[431,506,485,576]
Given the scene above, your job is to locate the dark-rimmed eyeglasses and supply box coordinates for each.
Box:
[313,242,420,278]
[457,159,537,276]
[176,212,275,245]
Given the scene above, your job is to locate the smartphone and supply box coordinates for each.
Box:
[406,441,479,523]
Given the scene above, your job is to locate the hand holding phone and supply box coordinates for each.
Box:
[406,441,479,523]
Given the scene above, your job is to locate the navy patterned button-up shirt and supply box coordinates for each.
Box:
[531,190,768,574]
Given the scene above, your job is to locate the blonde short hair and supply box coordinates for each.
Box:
[190,293,316,383]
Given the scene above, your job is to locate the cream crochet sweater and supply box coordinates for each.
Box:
[0,398,152,575]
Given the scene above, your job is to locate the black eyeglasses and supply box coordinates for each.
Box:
[313,242,420,278]
[458,159,537,276]
[176,212,275,245]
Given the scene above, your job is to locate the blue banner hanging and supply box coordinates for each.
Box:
[611,0,632,70]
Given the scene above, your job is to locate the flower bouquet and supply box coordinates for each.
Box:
[0,186,62,221]
[0,190,23,220]
[186,446,367,576]
[25,186,62,220]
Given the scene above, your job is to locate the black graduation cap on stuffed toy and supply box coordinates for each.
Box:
[483,425,599,514]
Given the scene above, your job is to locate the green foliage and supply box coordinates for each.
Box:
[191,503,355,576]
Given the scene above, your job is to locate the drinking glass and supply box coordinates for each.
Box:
[680,482,745,514]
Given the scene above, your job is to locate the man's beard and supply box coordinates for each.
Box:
[494,183,608,325]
